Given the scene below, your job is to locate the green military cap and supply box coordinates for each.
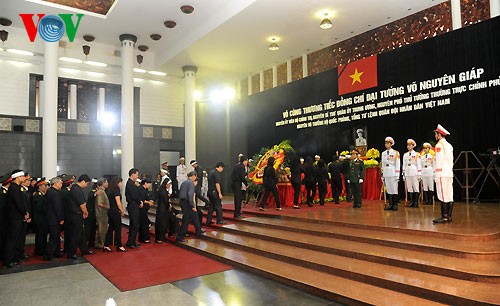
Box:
[59,174,75,184]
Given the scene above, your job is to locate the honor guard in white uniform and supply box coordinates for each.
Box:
[432,124,454,224]
[382,137,400,211]
[421,143,435,204]
[403,139,422,208]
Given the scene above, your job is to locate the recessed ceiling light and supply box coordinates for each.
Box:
[7,49,34,56]
[148,71,167,76]
[59,57,83,63]
[164,21,177,28]
[150,34,162,41]
[84,60,107,67]
[180,5,194,14]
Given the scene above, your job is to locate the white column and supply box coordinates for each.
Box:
[259,71,264,92]
[97,87,105,120]
[42,41,58,179]
[119,34,137,183]
[247,76,252,96]
[236,80,241,100]
[451,0,462,30]
[286,59,292,83]
[38,80,44,117]
[69,84,77,119]
[272,65,278,88]
[182,65,197,163]
[302,54,308,78]
[491,0,500,18]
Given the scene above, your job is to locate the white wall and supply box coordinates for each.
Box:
[0,54,184,127]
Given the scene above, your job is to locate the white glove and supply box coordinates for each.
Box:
[347,180,350,183]
[359,179,363,183]
[418,176,422,181]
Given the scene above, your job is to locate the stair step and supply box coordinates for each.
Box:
[214,222,500,282]
[198,230,500,305]
[181,239,448,306]
[238,217,500,260]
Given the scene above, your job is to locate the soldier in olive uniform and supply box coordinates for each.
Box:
[348,149,365,208]
[33,178,49,256]
[85,180,98,249]
[18,174,33,261]
[0,173,12,260]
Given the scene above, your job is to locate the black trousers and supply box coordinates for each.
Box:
[105,210,122,247]
[66,213,88,257]
[232,182,243,217]
[292,182,301,206]
[3,219,24,265]
[318,181,327,206]
[138,207,151,242]
[15,222,28,259]
[331,177,342,203]
[344,176,352,201]
[34,220,48,256]
[207,191,223,224]
[166,211,179,237]
[84,216,96,248]
[305,182,315,204]
[126,203,140,247]
[45,224,62,259]
[177,199,201,240]
[155,203,167,241]
[260,185,281,208]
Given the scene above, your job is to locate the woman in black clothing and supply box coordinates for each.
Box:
[303,156,316,206]
[315,159,328,206]
[289,155,303,209]
[138,179,153,243]
[155,178,170,243]
[104,177,127,252]
[259,156,281,211]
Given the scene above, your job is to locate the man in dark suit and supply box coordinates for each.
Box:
[33,178,49,256]
[125,168,142,249]
[67,174,93,259]
[231,156,248,218]
[3,170,30,268]
[0,173,12,261]
[176,171,204,242]
[44,177,65,261]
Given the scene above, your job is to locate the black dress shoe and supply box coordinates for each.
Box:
[234,215,244,219]
[200,229,206,234]
[117,247,128,252]
[216,221,227,224]
[127,245,139,249]
[84,250,95,255]
[4,263,15,268]
[68,255,78,260]
[176,238,186,243]
[43,257,53,261]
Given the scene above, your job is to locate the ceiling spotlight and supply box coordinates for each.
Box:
[83,35,95,42]
[0,17,12,26]
[150,34,162,41]
[82,45,90,57]
[0,30,8,43]
[320,13,332,29]
[138,45,148,52]
[164,20,177,28]
[137,54,143,65]
[180,5,194,14]
[268,38,279,51]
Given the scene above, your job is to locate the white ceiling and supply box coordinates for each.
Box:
[0,0,445,88]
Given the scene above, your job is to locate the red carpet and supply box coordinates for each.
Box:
[85,239,231,291]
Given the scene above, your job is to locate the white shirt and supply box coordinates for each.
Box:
[403,150,421,177]
[381,148,400,177]
[421,153,435,177]
[435,138,454,178]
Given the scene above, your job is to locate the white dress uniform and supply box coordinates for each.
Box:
[434,137,454,202]
[176,164,188,189]
[421,152,435,192]
[381,148,400,195]
[403,150,421,192]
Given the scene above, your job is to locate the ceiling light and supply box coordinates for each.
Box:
[148,71,167,76]
[268,38,279,51]
[7,49,35,56]
[133,78,144,82]
[134,68,147,73]
[150,34,162,41]
[59,57,83,63]
[87,71,105,77]
[320,13,332,29]
[84,60,107,67]
[60,68,80,74]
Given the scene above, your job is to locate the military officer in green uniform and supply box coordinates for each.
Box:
[33,178,49,256]
[348,149,365,208]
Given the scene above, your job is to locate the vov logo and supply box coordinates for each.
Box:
[19,14,84,42]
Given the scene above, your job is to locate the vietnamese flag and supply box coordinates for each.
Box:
[338,55,378,96]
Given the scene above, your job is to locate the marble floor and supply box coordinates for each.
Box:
[0,261,343,306]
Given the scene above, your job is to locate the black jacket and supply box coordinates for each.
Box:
[231,163,248,186]
[263,165,278,188]
[46,187,64,226]
[7,182,26,221]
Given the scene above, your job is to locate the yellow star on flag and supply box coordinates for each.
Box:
[349,68,364,85]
